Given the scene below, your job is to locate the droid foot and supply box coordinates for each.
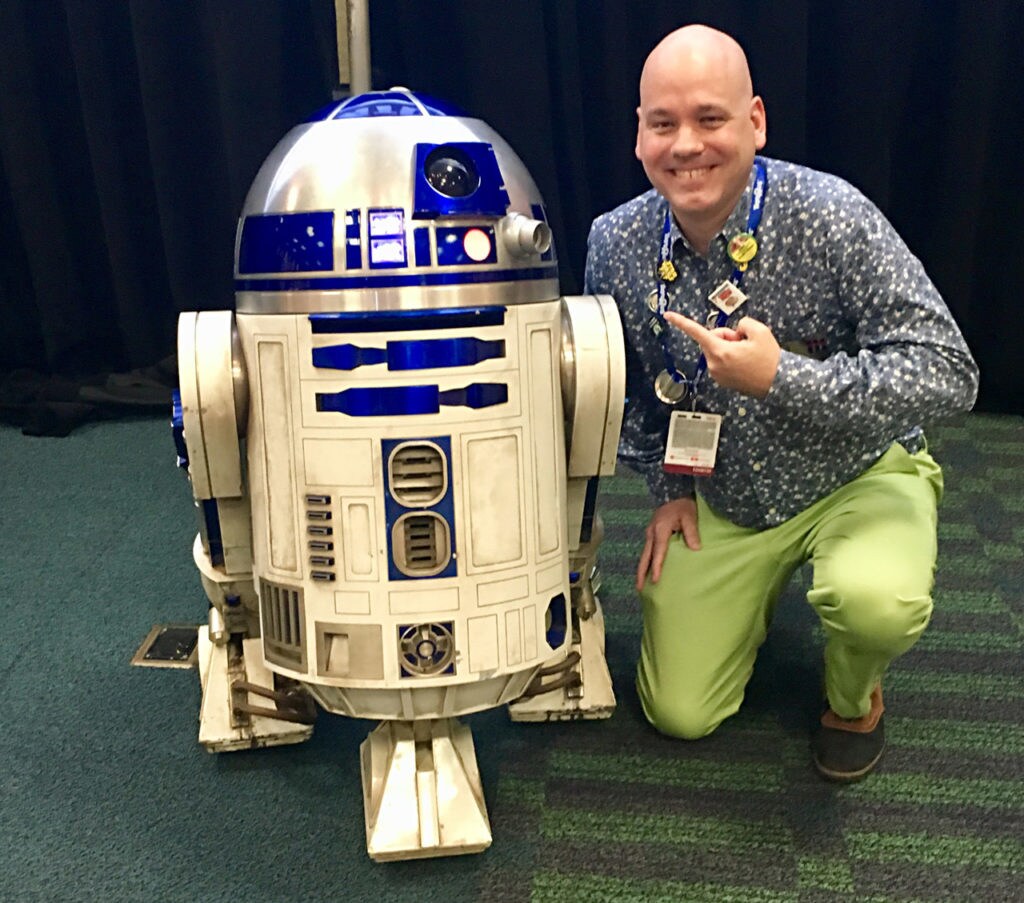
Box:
[197,632,315,752]
[508,601,615,722]
[360,718,491,861]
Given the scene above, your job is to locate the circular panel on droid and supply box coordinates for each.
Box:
[462,228,492,262]
[424,146,480,198]
[399,622,455,676]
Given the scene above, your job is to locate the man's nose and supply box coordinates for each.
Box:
[671,124,703,157]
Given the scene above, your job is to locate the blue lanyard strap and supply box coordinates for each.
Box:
[653,158,768,399]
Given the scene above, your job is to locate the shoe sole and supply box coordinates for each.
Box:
[813,739,886,783]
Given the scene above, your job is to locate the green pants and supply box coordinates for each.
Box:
[637,443,943,739]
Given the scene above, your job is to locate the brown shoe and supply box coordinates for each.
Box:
[812,685,885,783]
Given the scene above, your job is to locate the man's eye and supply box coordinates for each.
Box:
[651,121,673,132]
[701,116,726,127]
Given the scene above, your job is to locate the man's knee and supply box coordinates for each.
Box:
[852,589,933,652]
[811,577,933,653]
[640,687,732,740]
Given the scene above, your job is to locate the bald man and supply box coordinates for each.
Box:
[585,25,978,781]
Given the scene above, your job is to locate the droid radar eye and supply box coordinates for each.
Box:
[424,146,480,198]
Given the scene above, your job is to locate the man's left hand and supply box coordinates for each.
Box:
[664,312,781,399]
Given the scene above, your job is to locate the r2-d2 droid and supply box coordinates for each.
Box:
[173,88,624,861]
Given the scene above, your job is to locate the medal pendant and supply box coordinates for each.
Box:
[654,369,688,405]
[646,289,660,313]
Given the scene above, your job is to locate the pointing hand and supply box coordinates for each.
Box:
[664,312,780,398]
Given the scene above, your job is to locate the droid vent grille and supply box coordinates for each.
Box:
[389,443,446,507]
[392,513,450,577]
[260,580,306,669]
[405,516,439,565]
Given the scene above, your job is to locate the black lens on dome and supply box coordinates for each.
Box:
[424,147,479,198]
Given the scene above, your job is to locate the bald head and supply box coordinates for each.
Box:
[634,25,766,252]
[640,25,754,107]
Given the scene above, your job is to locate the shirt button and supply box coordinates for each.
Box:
[768,507,777,516]
[752,462,762,472]
[737,406,747,416]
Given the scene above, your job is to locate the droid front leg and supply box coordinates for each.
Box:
[507,508,616,721]
[509,293,624,722]
[178,310,315,751]
[196,632,316,752]
[192,559,316,752]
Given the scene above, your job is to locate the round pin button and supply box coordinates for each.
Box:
[727,232,758,265]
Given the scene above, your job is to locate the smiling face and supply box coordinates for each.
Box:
[635,27,767,249]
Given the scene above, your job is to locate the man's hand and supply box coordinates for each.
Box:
[664,311,781,398]
[637,496,701,591]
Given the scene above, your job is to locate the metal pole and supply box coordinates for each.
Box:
[337,0,371,95]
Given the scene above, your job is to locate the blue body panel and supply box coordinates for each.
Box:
[309,307,506,334]
[238,212,334,274]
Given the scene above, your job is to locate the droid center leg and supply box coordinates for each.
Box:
[360,718,491,861]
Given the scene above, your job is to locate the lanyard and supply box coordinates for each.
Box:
[652,158,768,403]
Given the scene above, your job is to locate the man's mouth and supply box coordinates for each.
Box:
[671,166,714,180]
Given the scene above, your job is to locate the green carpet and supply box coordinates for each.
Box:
[1,414,1021,902]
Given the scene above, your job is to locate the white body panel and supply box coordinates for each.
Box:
[236,301,572,717]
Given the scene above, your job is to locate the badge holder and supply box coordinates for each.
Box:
[663,409,721,476]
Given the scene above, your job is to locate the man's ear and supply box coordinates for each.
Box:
[751,96,767,150]
[635,106,643,160]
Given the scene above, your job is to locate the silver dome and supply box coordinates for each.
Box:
[234,89,559,314]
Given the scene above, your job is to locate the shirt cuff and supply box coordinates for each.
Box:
[765,349,829,413]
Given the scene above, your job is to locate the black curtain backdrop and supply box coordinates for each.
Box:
[1,1,1020,411]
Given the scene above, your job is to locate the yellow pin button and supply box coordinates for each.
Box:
[727,232,758,266]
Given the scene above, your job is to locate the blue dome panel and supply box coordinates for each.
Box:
[334,93,424,119]
[302,90,469,123]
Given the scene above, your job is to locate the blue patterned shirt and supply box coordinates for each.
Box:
[585,157,979,528]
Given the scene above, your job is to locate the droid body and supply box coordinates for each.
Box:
[175,90,624,860]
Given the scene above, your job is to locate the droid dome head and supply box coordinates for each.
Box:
[234,88,558,314]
